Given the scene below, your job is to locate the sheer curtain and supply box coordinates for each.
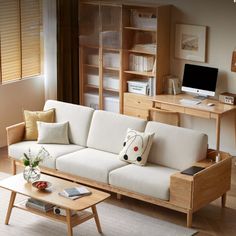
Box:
[43,0,57,101]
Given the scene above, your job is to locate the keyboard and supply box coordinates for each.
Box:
[179,98,201,105]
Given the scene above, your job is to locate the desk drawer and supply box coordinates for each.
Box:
[185,108,210,118]
[124,106,149,120]
[124,93,152,109]
[161,104,185,113]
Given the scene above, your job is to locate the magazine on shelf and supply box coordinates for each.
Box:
[26,198,54,212]
[58,186,92,200]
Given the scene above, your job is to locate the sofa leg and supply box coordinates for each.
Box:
[187,210,192,228]
[222,193,227,207]
[12,160,16,175]
[117,193,122,200]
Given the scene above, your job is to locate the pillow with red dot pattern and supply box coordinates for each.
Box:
[119,128,154,166]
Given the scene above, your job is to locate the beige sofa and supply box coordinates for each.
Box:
[6,100,232,227]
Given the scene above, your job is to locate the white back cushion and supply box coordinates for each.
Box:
[44,100,94,146]
[145,121,208,170]
[87,110,146,154]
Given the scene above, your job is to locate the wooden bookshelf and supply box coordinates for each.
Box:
[79,1,171,114]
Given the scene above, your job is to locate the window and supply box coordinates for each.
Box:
[0,0,42,84]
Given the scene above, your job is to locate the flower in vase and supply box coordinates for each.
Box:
[22,146,51,167]
[22,147,51,183]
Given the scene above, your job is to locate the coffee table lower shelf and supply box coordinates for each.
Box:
[14,199,95,227]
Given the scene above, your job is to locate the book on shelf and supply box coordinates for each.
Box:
[129,54,155,72]
[132,43,156,54]
[58,186,92,200]
[165,76,181,95]
[26,198,55,212]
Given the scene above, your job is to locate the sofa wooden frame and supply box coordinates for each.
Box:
[6,122,232,228]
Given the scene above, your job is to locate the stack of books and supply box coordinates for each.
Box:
[26,198,55,212]
[59,186,92,200]
[129,54,155,72]
[132,43,156,54]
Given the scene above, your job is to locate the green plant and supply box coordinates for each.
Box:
[22,147,51,167]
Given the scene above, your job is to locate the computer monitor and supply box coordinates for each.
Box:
[182,64,218,98]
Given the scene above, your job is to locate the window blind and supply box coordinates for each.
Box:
[0,0,21,82]
[0,0,42,83]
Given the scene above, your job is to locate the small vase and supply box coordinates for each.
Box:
[23,165,41,183]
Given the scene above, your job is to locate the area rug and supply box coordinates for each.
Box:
[0,172,197,236]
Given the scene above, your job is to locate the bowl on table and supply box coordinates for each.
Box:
[32,181,52,190]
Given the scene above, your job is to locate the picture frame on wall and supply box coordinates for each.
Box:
[175,24,206,62]
[231,50,236,72]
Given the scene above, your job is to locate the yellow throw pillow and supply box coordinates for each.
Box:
[24,109,55,140]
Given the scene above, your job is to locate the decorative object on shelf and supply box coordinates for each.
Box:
[219,92,236,105]
[175,24,206,62]
[231,49,236,72]
[22,147,51,183]
[127,77,153,96]
[130,9,157,30]
[165,75,181,95]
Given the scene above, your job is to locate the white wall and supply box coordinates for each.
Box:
[0,77,45,147]
[130,0,236,154]
[43,0,57,100]
[0,0,57,148]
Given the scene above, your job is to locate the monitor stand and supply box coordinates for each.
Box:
[193,95,208,100]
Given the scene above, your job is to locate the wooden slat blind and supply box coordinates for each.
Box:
[0,0,42,83]
[0,0,21,82]
[21,0,41,78]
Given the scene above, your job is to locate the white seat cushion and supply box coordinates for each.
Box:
[8,141,84,169]
[145,121,208,170]
[44,100,94,146]
[109,163,178,200]
[87,110,146,154]
[56,148,129,184]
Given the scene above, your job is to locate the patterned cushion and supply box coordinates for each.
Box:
[119,129,154,166]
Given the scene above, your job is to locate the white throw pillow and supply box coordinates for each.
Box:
[37,121,70,144]
[119,128,154,166]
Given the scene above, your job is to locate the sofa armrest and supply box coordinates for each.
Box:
[169,150,232,211]
[6,122,25,145]
[191,152,232,212]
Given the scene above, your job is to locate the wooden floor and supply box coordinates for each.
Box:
[1,147,236,235]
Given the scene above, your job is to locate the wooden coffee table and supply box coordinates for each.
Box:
[0,173,110,236]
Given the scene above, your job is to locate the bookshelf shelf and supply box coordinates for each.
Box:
[124,70,155,77]
[84,64,99,68]
[128,49,156,55]
[102,47,121,52]
[124,26,156,32]
[103,87,119,93]
[86,84,99,89]
[103,66,120,71]
[14,199,94,227]
[80,44,99,49]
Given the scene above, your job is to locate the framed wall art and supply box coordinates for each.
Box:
[175,24,206,62]
[231,50,236,72]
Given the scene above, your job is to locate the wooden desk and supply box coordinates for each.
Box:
[152,94,236,152]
